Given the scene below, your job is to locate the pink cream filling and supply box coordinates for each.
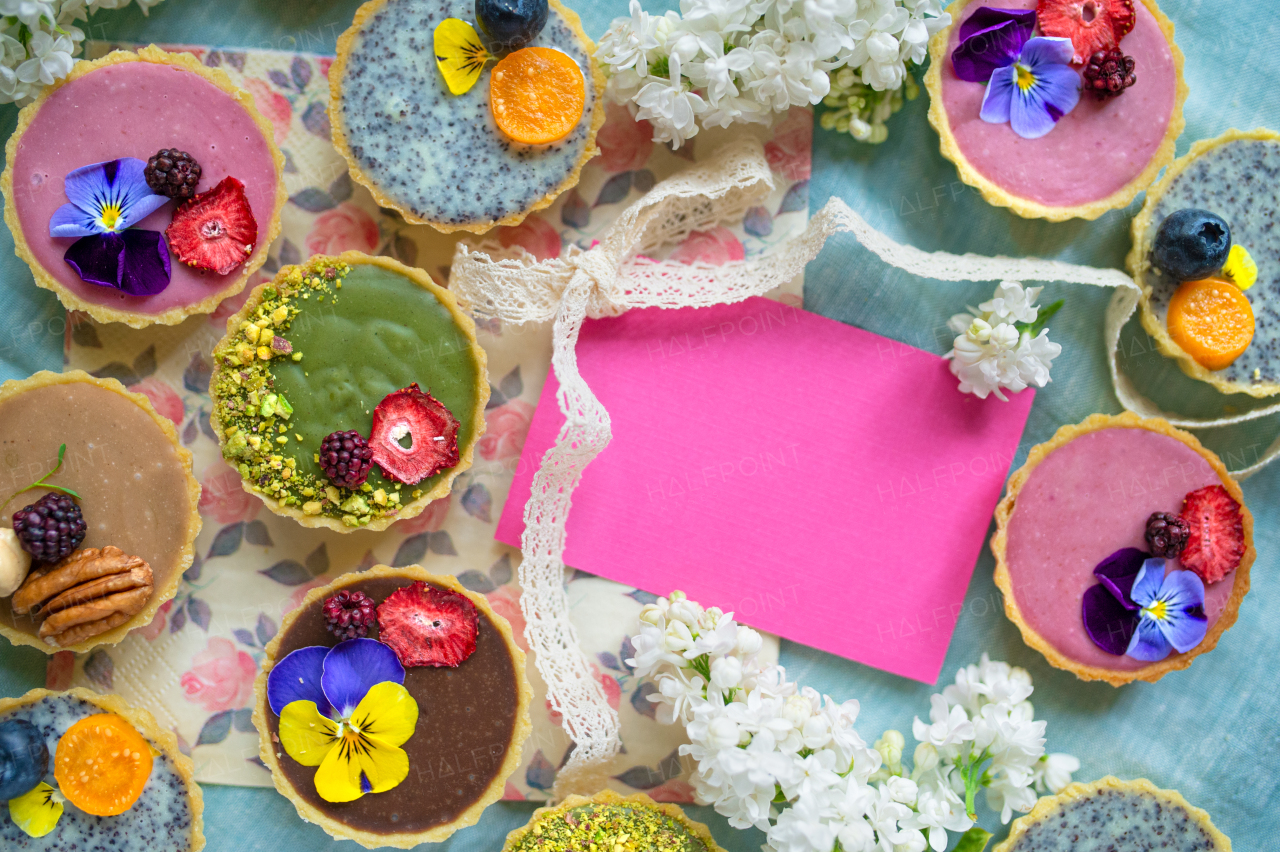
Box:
[940,0,1177,208]
[12,60,278,315]
[1004,428,1235,671]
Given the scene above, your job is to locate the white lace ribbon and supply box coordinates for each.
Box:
[450,136,1279,797]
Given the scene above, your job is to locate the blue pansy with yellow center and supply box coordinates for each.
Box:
[49,158,172,296]
[980,36,1080,140]
[267,638,419,803]
[1082,549,1208,662]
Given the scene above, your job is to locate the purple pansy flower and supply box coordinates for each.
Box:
[266,638,405,718]
[49,158,172,296]
[952,6,1038,83]
[980,36,1081,139]
[1082,549,1207,661]
[1126,559,1208,662]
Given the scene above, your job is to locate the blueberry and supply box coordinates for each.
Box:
[0,719,48,800]
[475,0,549,52]
[1152,209,1232,281]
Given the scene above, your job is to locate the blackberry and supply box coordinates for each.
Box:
[320,430,375,489]
[1082,49,1136,100]
[144,149,203,200]
[322,590,377,641]
[12,493,86,564]
[1145,511,1190,559]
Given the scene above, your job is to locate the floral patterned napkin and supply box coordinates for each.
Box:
[50,42,808,799]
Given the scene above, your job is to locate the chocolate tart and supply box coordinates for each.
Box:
[994,776,1231,852]
[208,252,488,532]
[926,0,1187,221]
[1,45,286,328]
[253,565,531,848]
[329,0,605,234]
[0,687,205,851]
[0,371,201,654]
[1127,128,1280,397]
[503,791,725,852]
[992,413,1253,686]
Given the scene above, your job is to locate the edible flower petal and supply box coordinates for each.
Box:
[8,782,63,838]
[1221,244,1258,291]
[320,637,406,717]
[63,229,172,296]
[981,37,1080,139]
[1081,583,1136,655]
[435,18,494,96]
[278,700,340,766]
[270,640,418,803]
[1092,547,1146,610]
[267,645,333,717]
[1125,559,1208,661]
[51,159,169,237]
[952,7,1037,83]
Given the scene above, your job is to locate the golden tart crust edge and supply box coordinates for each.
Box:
[0,370,202,655]
[328,0,607,235]
[0,686,206,852]
[0,45,287,329]
[990,412,1254,687]
[993,776,1231,852]
[925,0,1187,222]
[1126,127,1280,398]
[206,251,489,533]
[502,790,728,852]
[251,565,533,850]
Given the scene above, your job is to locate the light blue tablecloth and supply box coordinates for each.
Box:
[1,1,1276,849]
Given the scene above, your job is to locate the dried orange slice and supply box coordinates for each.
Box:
[54,714,153,816]
[489,46,585,144]
[1166,276,1255,371]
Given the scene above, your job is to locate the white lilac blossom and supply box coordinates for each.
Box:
[630,592,1078,852]
[945,281,1063,401]
[0,0,165,105]
[596,0,949,147]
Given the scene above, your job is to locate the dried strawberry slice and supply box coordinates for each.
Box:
[1177,485,1245,585]
[1037,0,1136,65]
[376,581,480,667]
[369,384,460,485]
[165,176,258,275]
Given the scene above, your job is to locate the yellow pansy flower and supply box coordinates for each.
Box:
[9,782,64,838]
[1222,244,1258,291]
[434,18,493,96]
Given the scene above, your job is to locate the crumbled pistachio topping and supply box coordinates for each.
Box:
[511,804,708,852]
[211,260,403,527]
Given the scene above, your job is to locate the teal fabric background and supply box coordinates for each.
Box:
[0,1,1276,848]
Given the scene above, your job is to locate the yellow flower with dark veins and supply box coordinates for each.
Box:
[268,639,419,803]
[1221,244,1258,291]
[434,18,494,96]
[9,782,64,838]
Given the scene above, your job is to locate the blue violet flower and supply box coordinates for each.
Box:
[950,7,1081,140]
[1082,548,1208,662]
[49,158,172,296]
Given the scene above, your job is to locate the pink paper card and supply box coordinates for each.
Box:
[496,297,1034,683]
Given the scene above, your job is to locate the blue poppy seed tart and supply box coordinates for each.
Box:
[994,777,1230,852]
[0,688,204,851]
[1129,128,1280,397]
[330,0,604,234]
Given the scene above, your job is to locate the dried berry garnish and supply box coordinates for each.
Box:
[1082,48,1136,99]
[1178,485,1245,584]
[143,149,202,200]
[166,176,258,275]
[321,589,378,641]
[369,384,460,485]
[319,430,374,489]
[1037,0,1136,65]
[12,494,86,564]
[1144,511,1190,559]
[376,581,479,667]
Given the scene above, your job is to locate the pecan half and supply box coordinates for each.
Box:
[10,546,155,646]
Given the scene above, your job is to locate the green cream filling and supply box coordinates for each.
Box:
[211,259,480,526]
[511,804,708,852]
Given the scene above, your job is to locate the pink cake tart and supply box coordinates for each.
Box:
[2,46,285,328]
[926,0,1187,221]
[992,413,1253,686]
